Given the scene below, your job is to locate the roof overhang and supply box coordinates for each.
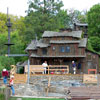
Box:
[30,53,86,58]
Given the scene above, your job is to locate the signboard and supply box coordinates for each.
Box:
[83,74,97,83]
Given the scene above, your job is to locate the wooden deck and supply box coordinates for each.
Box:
[69,86,100,99]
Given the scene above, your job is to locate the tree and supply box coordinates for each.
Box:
[0,12,7,33]
[87,4,100,37]
[0,32,8,54]
[0,56,15,77]
[24,0,69,44]
[0,56,15,72]
[68,9,87,27]
[89,36,100,52]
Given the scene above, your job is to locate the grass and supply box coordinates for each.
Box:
[22,98,64,100]
[9,97,64,100]
[0,93,5,100]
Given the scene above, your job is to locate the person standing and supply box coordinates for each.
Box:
[9,75,15,95]
[2,68,9,85]
[72,61,76,74]
[42,61,48,74]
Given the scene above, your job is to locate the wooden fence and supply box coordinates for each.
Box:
[14,74,27,84]
[25,65,69,75]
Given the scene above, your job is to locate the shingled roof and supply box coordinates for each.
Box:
[74,23,88,27]
[50,40,80,44]
[37,41,50,48]
[26,39,50,51]
[79,38,87,47]
[25,40,37,50]
[42,31,82,38]
[26,31,87,51]
[50,38,87,47]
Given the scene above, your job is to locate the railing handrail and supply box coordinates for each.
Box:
[25,65,69,75]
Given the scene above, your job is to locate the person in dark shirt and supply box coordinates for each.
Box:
[72,61,76,74]
[2,69,9,84]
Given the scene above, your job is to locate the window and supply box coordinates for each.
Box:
[59,46,65,52]
[87,54,92,61]
[65,46,70,52]
[42,48,47,55]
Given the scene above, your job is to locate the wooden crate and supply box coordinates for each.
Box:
[83,74,97,83]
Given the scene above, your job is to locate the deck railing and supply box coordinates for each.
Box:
[25,65,69,75]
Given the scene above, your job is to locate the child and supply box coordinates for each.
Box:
[9,75,15,95]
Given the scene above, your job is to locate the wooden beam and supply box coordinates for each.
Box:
[5,54,28,57]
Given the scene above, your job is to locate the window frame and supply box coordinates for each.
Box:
[65,46,70,53]
[42,48,47,55]
[59,46,65,52]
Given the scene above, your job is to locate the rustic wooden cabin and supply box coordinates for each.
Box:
[25,24,99,74]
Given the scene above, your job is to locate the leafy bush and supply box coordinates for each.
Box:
[89,36,100,52]
[0,56,15,78]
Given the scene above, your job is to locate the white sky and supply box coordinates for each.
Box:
[0,0,100,16]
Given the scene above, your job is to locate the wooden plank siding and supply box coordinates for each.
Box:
[47,44,85,56]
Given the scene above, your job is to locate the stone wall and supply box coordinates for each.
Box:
[30,75,83,84]
[15,75,83,97]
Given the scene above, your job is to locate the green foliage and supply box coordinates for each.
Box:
[87,3,100,37]
[0,62,5,77]
[0,56,15,71]
[0,93,5,100]
[56,10,70,28]
[89,36,100,52]
[0,56,15,77]
[11,31,25,54]
[87,39,95,52]
[0,32,8,54]
[0,12,7,33]
[10,31,27,63]
[24,0,69,43]
[22,98,64,100]
[9,98,64,100]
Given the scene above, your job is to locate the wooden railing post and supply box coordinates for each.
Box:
[48,65,49,75]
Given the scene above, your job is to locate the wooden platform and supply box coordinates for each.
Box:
[69,86,100,99]
[14,74,27,84]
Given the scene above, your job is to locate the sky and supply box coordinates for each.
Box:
[0,0,100,17]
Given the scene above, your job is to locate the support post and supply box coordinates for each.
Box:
[48,65,49,75]
[27,59,30,84]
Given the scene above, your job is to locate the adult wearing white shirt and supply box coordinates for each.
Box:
[42,61,48,74]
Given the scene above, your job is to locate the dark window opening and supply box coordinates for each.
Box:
[42,48,47,55]
[87,54,92,61]
[59,46,65,52]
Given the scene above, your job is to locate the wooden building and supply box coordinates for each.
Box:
[26,24,99,74]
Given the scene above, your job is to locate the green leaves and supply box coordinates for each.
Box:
[23,0,69,43]
[0,13,7,33]
[89,36,100,52]
[87,4,100,37]
[0,56,15,71]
